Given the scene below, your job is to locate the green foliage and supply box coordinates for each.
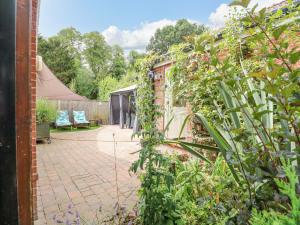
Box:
[97,70,138,101]
[38,34,81,86]
[110,45,127,80]
[98,76,120,101]
[133,1,300,225]
[82,31,112,79]
[250,162,300,225]
[56,27,82,60]
[38,27,137,100]
[36,99,57,124]
[147,19,206,54]
[130,54,172,225]
[73,68,98,99]
[128,50,146,70]
[165,1,300,223]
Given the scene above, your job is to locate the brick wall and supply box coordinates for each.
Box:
[31,0,38,220]
[153,61,193,138]
[153,63,170,131]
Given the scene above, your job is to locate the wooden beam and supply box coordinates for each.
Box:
[16,0,33,224]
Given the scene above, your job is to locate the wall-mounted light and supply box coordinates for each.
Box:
[148,71,154,80]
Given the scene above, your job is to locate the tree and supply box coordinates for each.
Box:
[38,35,80,86]
[98,76,120,101]
[146,19,206,54]
[127,50,145,69]
[110,45,127,80]
[82,32,112,80]
[57,27,82,61]
[74,68,98,99]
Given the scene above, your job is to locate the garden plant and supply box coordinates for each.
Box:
[131,1,300,224]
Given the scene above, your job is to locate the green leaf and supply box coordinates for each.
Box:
[164,116,174,134]
[195,113,241,183]
[229,0,250,7]
[165,140,220,152]
[272,25,288,40]
[179,143,211,164]
[178,114,191,140]
[289,51,300,64]
[219,82,241,129]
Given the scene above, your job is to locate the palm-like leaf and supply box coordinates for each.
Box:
[195,113,241,183]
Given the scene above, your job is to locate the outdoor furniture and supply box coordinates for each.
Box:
[73,111,90,127]
[55,110,72,128]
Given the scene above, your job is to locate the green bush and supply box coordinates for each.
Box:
[98,76,120,101]
[250,163,300,225]
[98,71,137,101]
[36,99,57,124]
[133,1,300,224]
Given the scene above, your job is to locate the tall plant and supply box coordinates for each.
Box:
[169,0,300,217]
[36,99,57,124]
[131,54,180,225]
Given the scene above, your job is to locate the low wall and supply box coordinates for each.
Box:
[49,100,110,124]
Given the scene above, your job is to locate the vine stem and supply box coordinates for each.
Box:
[245,10,293,73]
[113,133,121,225]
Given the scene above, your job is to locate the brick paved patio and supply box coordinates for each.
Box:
[34,125,140,225]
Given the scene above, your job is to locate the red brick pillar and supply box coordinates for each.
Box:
[31,0,39,220]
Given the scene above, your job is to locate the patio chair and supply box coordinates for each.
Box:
[55,110,72,129]
[73,111,90,127]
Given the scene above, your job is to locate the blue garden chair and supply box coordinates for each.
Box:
[73,111,90,127]
[55,110,72,128]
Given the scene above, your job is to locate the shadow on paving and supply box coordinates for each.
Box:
[34,125,140,225]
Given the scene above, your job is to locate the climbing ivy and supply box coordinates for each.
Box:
[130,54,180,225]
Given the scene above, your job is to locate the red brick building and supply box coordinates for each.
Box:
[152,60,192,139]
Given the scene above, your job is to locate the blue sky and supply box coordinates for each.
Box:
[39,0,281,52]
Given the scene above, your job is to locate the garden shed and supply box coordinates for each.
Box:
[109,85,138,131]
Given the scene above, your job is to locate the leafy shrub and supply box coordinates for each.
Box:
[98,72,137,101]
[133,1,300,224]
[250,162,300,225]
[98,76,120,101]
[169,0,300,219]
[36,99,57,124]
[73,68,98,99]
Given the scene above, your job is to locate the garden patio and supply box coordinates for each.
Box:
[34,126,140,224]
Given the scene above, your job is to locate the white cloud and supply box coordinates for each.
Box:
[102,19,177,52]
[209,0,285,28]
[208,3,234,29]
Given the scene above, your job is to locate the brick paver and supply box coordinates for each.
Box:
[34,125,140,225]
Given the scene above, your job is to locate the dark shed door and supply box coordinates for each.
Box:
[0,0,19,224]
[111,95,120,124]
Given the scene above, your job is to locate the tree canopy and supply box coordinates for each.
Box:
[146,19,206,54]
[38,27,137,100]
[110,45,127,80]
[38,34,80,86]
[38,20,205,100]
[82,32,112,80]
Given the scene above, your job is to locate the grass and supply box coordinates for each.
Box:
[50,125,101,133]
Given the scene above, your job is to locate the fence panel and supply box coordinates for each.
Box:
[49,100,109,124]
